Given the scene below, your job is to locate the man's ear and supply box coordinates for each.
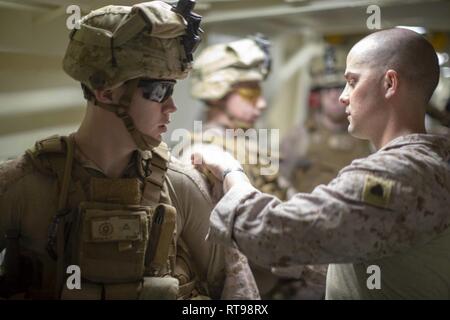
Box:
[384,69,398,99]
[94,88,114,104]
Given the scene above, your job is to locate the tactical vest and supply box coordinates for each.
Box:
[189,128,288,201]
[2,135,203,300]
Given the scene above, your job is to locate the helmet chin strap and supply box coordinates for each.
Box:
[93,79,163,151]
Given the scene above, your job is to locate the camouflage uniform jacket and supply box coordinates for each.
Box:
[207,134,450,299]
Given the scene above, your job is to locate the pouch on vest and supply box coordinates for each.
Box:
[139,277,179,300]
[61,276,179,300]
[146,204,176,275]
[73,201,152,283]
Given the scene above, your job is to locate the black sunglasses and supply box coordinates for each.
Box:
[138,79,176,103]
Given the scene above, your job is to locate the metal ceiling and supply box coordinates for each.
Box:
[0,0,449,34]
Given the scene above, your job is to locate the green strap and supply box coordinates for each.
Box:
[57,136,75,211]
[25,135,76,298]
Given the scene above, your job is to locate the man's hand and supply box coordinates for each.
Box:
[191,144,251,193]
[191,144,241,180]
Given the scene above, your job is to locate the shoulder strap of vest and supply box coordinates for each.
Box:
[26,135,74,206]
[26,135,75,298]
[140,143,178,279]
[142,142,171,206]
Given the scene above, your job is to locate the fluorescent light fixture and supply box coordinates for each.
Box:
[395,26,427,34]
[437,52,449,66]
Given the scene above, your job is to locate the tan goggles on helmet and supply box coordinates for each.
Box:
[138,79,176,103]
[236,87,262,103]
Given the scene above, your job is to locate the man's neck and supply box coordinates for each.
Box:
[372,117,426,150]
[74,105,136,178]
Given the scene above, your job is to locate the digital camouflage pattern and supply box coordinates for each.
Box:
[63,1,191,91]
[207,134,450,299]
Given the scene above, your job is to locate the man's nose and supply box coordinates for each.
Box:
[163,97,177,114]
[256,96,267,111]
[339,87,349,106]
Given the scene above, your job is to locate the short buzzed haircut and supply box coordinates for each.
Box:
[354,28,440,103]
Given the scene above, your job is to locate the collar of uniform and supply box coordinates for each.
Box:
[73,144,141,178]
[379,133,450,154]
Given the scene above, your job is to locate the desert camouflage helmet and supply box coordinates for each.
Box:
[62,0,202,151]
[63,0,201,91]
[191,35,271,101]
[310,46,347,89]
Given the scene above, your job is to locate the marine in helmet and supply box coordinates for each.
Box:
[179,35,291,199]
[0,1,258,300]
[190,35,270,130]
[175,35,294,298]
